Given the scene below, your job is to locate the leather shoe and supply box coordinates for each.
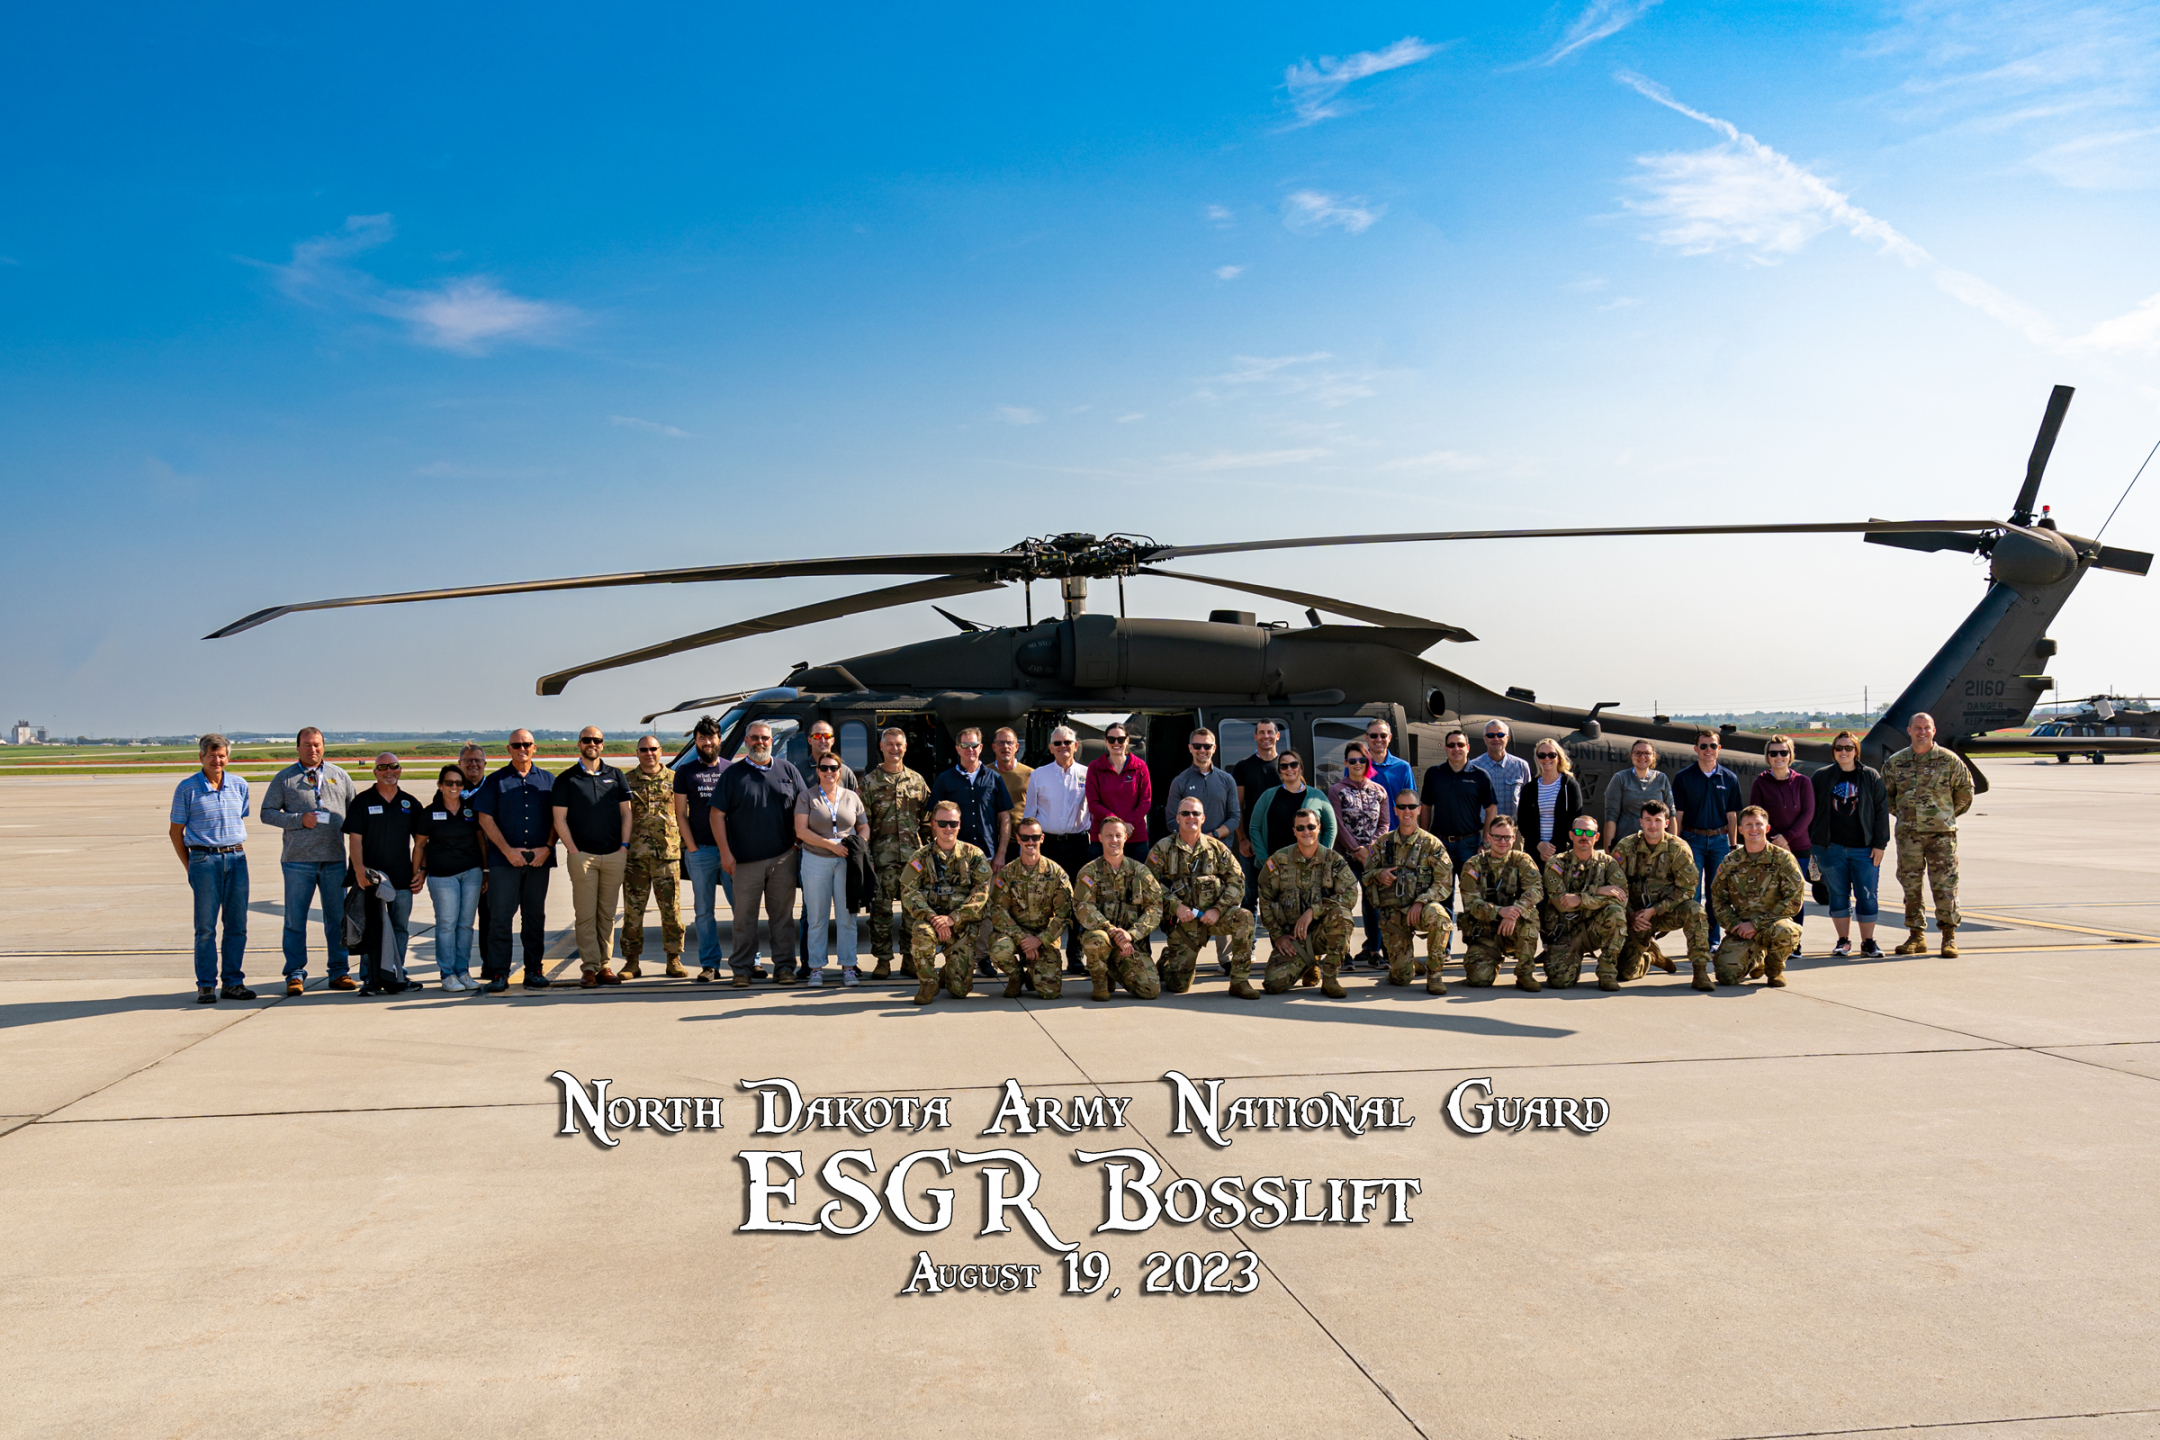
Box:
[580,972,601,989]
[597,968,623,985]
[196,987,217,1004]
[522,970,551,989]
[730,974,753,989]
[328,975,358,991]
[220,984,257,1000]
[285,978,304,997]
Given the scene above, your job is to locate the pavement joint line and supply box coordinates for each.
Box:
[1710,1402,2160,1438]
[1790,990,2160,1085]
[1009,993,1434,1440]
[1960,909,2160,941]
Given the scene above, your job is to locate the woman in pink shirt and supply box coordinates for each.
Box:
[1085,722,1152,852]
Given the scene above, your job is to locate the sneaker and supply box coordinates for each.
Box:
[486,977,509,993]
[522,971,551,990]
[806,969,824,987]
[841,967,860,987]
[285,977,305,996]
[1860,938,1883,958]
[1832,938,1852,958]
[695,967,718,983]
[220,984,257,1000]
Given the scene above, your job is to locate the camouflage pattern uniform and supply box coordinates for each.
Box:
[1458,849,1545,988]
[620,765,683,971]
[899,841,992,997]
[1882,745,1974,932]
[1611,833,1710,982]
[1710,843,1806,985]
[1539,846,1628,989]
[988,856,1073,1001]
[861,764,932,969]
[1147,833,1255,991]
[1363,828,1454,988]
[1257,845,1358,993]
[1074,857,1165,999]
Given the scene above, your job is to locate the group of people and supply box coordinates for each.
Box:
[167,710,1973,1005]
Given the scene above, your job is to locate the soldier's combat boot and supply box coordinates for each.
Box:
[1691,960,1714,992]
[913,976,940,1005]
[1426,974,1448,996]
[871,956,892,979]
[1091,974,1113,1001]
[1938,925,1959,958]
[620,960,642,980]
[1228,977,1259,1000]
[1748,958,1764,980]
[1598,976,1620,991]
[1765,957,1787,988]
[1514,963,1541,993]
[944,964,973,999]
[665,958,688,978]
[1300,964,1320,988]
[1003,973,1024,999]
[1319,966,1346,999]
[1893,929,1929,955]
[1656,950,1677,974]
[1164,968,1193,995]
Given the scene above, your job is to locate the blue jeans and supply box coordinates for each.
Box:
[188,851,249,989]
[427,869,484,979]
[1817,843,1880,921]
[798,849,857,973]
[685,846,733,970]
[1685,832,1732,947]
[280,860,348,980]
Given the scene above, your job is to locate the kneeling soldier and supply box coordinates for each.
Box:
[1075,818,1164,1001]
[1149,799,1257,998]
[989,819,1074,1001]
[1460,817,1545,989]
[1540,815,1629,990]
[1365,790,1454,994]
[1711,806,1805,987]
[900,801,993,1005]
[1258,811,1359,997]
[1613,801,1713,991]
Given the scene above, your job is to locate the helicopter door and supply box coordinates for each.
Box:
[1136,710,1197,843]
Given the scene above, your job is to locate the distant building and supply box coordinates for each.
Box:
[10,720,36,746]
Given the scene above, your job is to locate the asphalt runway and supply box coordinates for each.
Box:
[3,761,2156,1439]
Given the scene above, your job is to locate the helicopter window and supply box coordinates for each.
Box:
[1214,718,1290,768]
[1312,717,1373,793]
[837,720,870,770]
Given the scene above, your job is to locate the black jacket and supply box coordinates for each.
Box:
[843,833,875,913]
[1515,772,1585,853]
[1807,763,1890,851]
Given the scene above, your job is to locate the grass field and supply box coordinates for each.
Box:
[0,742,620,779]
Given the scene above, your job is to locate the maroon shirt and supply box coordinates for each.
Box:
[1085,754,1152,848]
[1749,768,1817,855]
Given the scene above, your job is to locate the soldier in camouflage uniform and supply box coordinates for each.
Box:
[988,819,1074,1001]
[1711,808,1806,986]
[1612,801,1713,991]
[1075,818,1165,1001]
[1539,814,1628,990]
[619,739,685,978]
[861,728,933,979]
[1257,811,1359,997]
[1149,798,1257,998]
[899,801,992,1005]
[1881,713,1975,958]
[1459,818,1546,990]
[1364,791,1453,994]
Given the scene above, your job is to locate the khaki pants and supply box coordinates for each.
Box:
[566,847,628,974]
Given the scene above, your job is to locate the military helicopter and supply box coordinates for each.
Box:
[211,385,2149,820]
[2024,695,2160,763]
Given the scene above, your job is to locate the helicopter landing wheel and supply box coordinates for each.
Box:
[2093,752,2108,764]
[2056,752,2070,763]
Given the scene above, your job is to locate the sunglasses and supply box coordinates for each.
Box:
[376,763,401,771]
[1345,757,1368,767]
[1570,827,1597,837]
[638,747,660,754]
[933,819,960,829]
[817,763,840,772]
[1833,744,1857,752]
[1105,735,1129,744]
[1445,740,1468,748]
[1365,733,1388,742]
[507,741,534,750]
[1190,742,1214,750]
[1051,740,1074,747]
[1696,743,1719,751]
[579,738,604,745]
[1293,824,1319,832]
[1179,810,1204,819]
[1767,750,1790,757]
[957,742,981,750]
[1018,834,1042,844]
[747,735,773,745]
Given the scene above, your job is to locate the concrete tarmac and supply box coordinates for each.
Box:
[3,761,2156,1439]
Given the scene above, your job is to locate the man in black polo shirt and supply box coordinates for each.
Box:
[1421,728,1495,927]
[343,752,425,995]
[553,727,634,988]
[715,719,806,987]
[1230,719,1285,913]
[474,729,557,992]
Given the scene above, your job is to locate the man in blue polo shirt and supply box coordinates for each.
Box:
[167,733,255,1004]
[1673,731,1745,949]
[473,729,557,993]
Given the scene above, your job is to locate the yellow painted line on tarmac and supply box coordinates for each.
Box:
[1961,909,2160,942]
[1957,942,2160,954]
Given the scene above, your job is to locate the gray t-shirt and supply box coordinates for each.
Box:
[1603,767,1676,842]
[260,761,357,864]
[794,784,866,843]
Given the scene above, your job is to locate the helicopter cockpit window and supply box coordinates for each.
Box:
[1312,717,1372,793]
[837,720,870,771]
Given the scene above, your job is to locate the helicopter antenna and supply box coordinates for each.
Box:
[2096,437,2160,543]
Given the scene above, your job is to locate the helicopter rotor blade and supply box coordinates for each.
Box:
[2094,544,2153,576]
[2011,384,2076,527]
[1863,530,1986,555]
[1152,519,2004,563]
[204,552,1018,639]
[1138,567,1477,642]
[534,574,1004,696]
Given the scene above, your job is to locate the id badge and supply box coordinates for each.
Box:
[314,811,332,824]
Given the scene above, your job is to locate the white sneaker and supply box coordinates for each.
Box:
[452,974,476,992]
[842,967,860,987]
[807,969,824,987]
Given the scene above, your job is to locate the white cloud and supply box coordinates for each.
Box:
[1160,448,1330,472]
[1204,204,1236,227]
[1116,412,1147,423]
[1282,190,1384,233]
[997,406,1044,425]
[1284,36,1440,126]
[1537,0,1660,66]
[258,213,575,354]
[1377,450,1485,472]
[609,415,692,438]
[1618,72,2160,356]
[1563,276,1610,292]
[1208,351,1375,407]
[1215,265,1245,280]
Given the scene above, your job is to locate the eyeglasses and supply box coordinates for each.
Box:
[932,819,960,829]
[1484,731,1507,739]
[746,735,773,745]
[1445,739,1468,749]
[817,763,840,772]
[507,741,534,750]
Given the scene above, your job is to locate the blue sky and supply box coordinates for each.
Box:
[6,2,2160,735]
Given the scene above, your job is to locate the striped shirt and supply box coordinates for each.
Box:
[171,770,251,847]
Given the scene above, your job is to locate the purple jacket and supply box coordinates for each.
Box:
[1749,769,1816,854]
